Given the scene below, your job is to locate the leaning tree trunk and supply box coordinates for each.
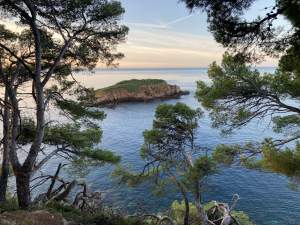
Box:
[0,90,10,202]
[16,171,31,209]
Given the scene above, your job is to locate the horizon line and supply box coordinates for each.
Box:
[95,66,277,70]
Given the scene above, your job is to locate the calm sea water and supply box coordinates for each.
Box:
[69,68,299,225]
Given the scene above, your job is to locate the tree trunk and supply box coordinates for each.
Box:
[16,171,31,209]
[183,192,190,225]
[0,90,10,202]
[0,154,9,202]
[170,175,190,225]
[186,153,208,225]
[0,159,9,202]
[195,181,208,225]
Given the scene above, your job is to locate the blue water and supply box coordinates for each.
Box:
[73,68,300,225]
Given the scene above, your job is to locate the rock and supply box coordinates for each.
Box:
[0,210,77,225]
[92,79,189,106]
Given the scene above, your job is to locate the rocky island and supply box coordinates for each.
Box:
[93,79,189,106]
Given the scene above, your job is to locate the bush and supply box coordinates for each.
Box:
[46,201,149,225]
[170,200,256,225]
[0,196,19,212]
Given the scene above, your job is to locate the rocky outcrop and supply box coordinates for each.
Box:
[93,79,189,106]
[0,210,77,225]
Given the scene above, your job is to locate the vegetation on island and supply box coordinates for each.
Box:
[96,79,167,94]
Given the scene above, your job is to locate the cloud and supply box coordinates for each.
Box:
[118,27,226,68]
[125,14,195,30]
[125,22,167,29]
[164,14,193,27]
[117,25,278,68]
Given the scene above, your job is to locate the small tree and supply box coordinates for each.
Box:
[115,103,217,225]
[0,0,128,208]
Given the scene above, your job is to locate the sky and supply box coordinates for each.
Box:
[0,0,285,69]
[117,0,282,68]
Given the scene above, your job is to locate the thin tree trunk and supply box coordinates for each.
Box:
[170,175,190,225]
[182,191,190,225]
[194,181,208,225]
[3,66,24,208]
[17,81,45,209]
[185,152,209,225]
[16,171,31,209]
[17,19,44,208]
[0,90,10,202]
[46,163,62,199]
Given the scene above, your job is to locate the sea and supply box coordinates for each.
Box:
[44,67,300,225]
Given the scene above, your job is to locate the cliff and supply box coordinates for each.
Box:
[93,79,189,106]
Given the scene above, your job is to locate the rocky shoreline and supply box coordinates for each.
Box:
[92,79,189,106]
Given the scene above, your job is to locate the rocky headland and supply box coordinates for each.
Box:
[92,79,189,106]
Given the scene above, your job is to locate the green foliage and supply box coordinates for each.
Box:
[43,201,149,225]
[46,124,101,148]
[96,79,166,95]
[230,211,256,225]
[18,118,120,167]
[0,200,149,225]
[183,156,217,188]
[170,200,199,225]
[181,0,300,182]
[0,196,18,212]
[142,103,202,162]
[114,103,219,225]
[0,24,17,41]
[181,0,300,180]
[56,99,106,120]
[272,115,300,134]
[212,141,300,183]
[80,212,148,225]
[0,0,128,209]
[170,200,256,225]
[113,166,153,187]
[181,0,300,64]
[194,52,300,181]
[48,202,136,225]
[280,0,300,29]
[81,148,121,164]
[212,142,265,170]
[262,143,300,178]
[213,144,240,165]
[196,52,300,133]
[19,119,101,148]
[278,41,300,86]
[240,157,263,170]
[114,103,208,183]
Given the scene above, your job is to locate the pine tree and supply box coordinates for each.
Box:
[0,0,128,208]
[182,0,300,182]
[114,103,217,225]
